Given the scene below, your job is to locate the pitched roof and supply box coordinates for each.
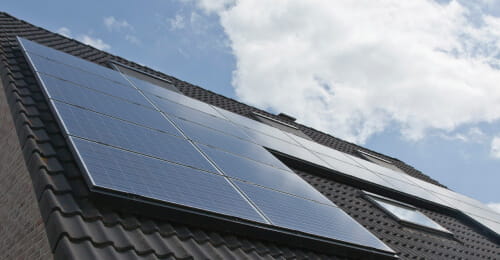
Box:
[0,11,498,259]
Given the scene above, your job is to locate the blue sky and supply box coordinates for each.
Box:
[3,0,500,209]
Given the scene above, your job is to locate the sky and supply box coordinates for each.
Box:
[3,0,500,210]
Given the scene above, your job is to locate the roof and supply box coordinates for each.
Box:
[0,11,498,259]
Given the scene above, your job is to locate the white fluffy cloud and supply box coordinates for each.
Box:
[55,27,111,50]
[104,16,132,31]
[193,0,500,143]
[78,35,111,50]
[491,136,500,158]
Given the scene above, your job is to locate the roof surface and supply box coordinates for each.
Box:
[0,11,498,259]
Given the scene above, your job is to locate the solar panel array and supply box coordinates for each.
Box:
[18,38,394,254]
[19,37,499,240]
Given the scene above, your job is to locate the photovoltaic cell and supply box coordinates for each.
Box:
[349,155,414,183]
[129,77,223,118]
[52,101,216,173]
[173,118,289,170]
[289,134,354,163]
[25,54,155,107]
[314,152,393,187]
[36,71,153,107]
[214,107,295,142]
[19,38,130,85]
[148,94,250,140]
[38,74,179,135]
[200,145,333,205]
[71,137,265,223]
[243,129,327,166]
[236,181,394,252]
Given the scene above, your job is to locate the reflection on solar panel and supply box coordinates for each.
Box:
[19,37,396,254]
[236,181,393,251]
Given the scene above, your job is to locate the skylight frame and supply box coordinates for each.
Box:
[364,192,453,236]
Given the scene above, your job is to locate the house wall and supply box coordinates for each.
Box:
[0,78,52,259]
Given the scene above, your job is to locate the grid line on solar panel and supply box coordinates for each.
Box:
[126,76,224,118]
[171,117,291,170]
[313,152,395,187]
[38,74,181,135]
[19,38,131,85]
[214,107,300,143]
[23,54,159,107]
[70,136,267,224]
[51,100,217,173]
[199,144,335,205]
[235,180,393,252]
[147,94,251,141]
[36,71,154,108]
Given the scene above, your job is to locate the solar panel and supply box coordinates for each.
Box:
[37,74,180,134]
[71,137,266,223]
[214,107,295,142]
[200,145,333,205]
[128,77,223,118]
[289,134,355,162]
[52,100,216,173]
[242,129,328,166]
[37,69,154,108]
[173,118,289,170]
[18,38,130,85]
[314,152,394,186]
[17,37,407,252]
[236,181,394,252]
[466,214,500,234]
[147,94,250,140]
[348,156,414,183]
[26,53,133,90]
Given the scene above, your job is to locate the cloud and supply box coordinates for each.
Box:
[56,27,72,37]
[55,27,110,50]
[439,127,487,143]
[191,0,500,143]
[78,35,111,50]
[168,14,186,30]
[491,136,500,158]
[125,34,141,45]
[487,202,500,213]
[104,16,132,31]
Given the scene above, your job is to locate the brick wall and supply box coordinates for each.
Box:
[0,79,52,259]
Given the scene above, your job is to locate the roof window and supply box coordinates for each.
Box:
[365,192,452,235]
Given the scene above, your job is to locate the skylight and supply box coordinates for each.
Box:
[367,193,450,233]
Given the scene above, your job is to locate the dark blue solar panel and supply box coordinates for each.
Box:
[52,100,216,173]
[243,129,327,166]
[147,94,250,140]
[214,107,294,141]
[19,38,130,85]
[71,137,265,223]
[129,78,223,118]
[173,118,289,170]
[200,145,333,205]
[314,152,393,187]
[25,54,155,105]
[37,71,153,107]
[236,181,394,252]
[38,74,179,135]
[20,37,398,251]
